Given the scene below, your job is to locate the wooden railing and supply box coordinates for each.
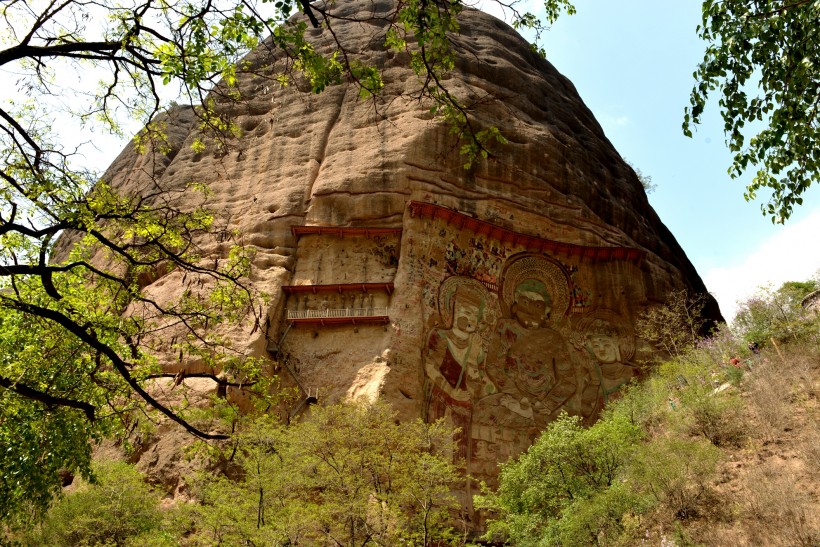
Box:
[287,307,388,320]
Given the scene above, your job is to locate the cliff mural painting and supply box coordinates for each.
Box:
[420,223,641,488]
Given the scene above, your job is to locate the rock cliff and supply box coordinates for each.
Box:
[79,0,721,517]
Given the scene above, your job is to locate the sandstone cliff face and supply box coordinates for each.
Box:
[84,0,719,511]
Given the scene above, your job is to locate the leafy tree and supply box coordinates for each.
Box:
[186,401,462,546]
[22,460,168,547]
[734,278,820,346]
[478,412,642,546]
[0,0,575,524]
[0,199,267,526]
[684,0,820,222]
[636,290,708,358]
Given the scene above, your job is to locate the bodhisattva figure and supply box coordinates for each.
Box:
[423,277,496,460]
[591,318,638,397]
[570,313,639,419]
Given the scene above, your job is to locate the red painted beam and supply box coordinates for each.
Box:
[406,201,645,265]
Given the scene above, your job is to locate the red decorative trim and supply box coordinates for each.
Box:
[282,283,395,295]
[291,226,402,238]
[407,201,645,264]
[289,316,390,326]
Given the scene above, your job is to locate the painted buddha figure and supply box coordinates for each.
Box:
[498,278,576,421]
[423,278,494,460]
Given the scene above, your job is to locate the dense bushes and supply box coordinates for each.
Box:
[182,401,462,546]
[14,402,461,547]
[23,461,169,546]
[477,412,644,546]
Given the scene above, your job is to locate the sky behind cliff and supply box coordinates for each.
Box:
[527,0,820,320]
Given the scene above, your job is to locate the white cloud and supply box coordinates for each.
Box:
[704,209,820,323]
[603,114,631,127]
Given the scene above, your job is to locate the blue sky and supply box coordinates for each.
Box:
[524,0,820,320]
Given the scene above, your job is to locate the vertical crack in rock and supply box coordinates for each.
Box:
[303,88,347,210]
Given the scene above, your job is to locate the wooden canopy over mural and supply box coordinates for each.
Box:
[407,201,646,264]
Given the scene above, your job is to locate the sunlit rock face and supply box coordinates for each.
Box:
[82,0,720,517]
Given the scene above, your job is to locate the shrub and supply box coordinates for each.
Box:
[636,290,708,358]
[744,357,792,441]
[480,412,642,545]
[605,376,674,437]
[742,464,820,546]
[656,351,746,447]
[734,279,820,347]
[548,483,650,547]
[26,460,164,546]
[627,436,720,520]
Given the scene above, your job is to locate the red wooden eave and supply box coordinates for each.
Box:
[291,226,402,238]
[282,283,395,295]
[407,201,645,264]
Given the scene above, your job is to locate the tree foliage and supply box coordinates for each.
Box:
[23,460,168,547]
[636,290,708,358]
[684,0,820,222]
[477,412,642,546]
[7,402,461,545]
[186,401,462,546]
[0,175,266,524]
[733,277,820,346]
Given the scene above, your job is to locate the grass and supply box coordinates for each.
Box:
[653,338,820,546]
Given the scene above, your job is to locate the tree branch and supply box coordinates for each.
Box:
[143,371,256,388]
[298,0,321,28]
[0,296,228,440]
[0,374,96,422]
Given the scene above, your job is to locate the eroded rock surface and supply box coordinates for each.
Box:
[82,0,721,516]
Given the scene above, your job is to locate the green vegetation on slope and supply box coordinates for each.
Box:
[13,401,462,547]
[481,281,820,545]
[181,401,463,546]
[21,461,171,547]
[9,280,819,546]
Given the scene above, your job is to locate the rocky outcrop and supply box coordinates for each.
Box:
[83,0,721,519]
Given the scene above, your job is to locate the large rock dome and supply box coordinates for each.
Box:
[79,0,720,516]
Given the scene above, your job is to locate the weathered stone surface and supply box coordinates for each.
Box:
[81,0,721,519]
[802,290,820,316]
